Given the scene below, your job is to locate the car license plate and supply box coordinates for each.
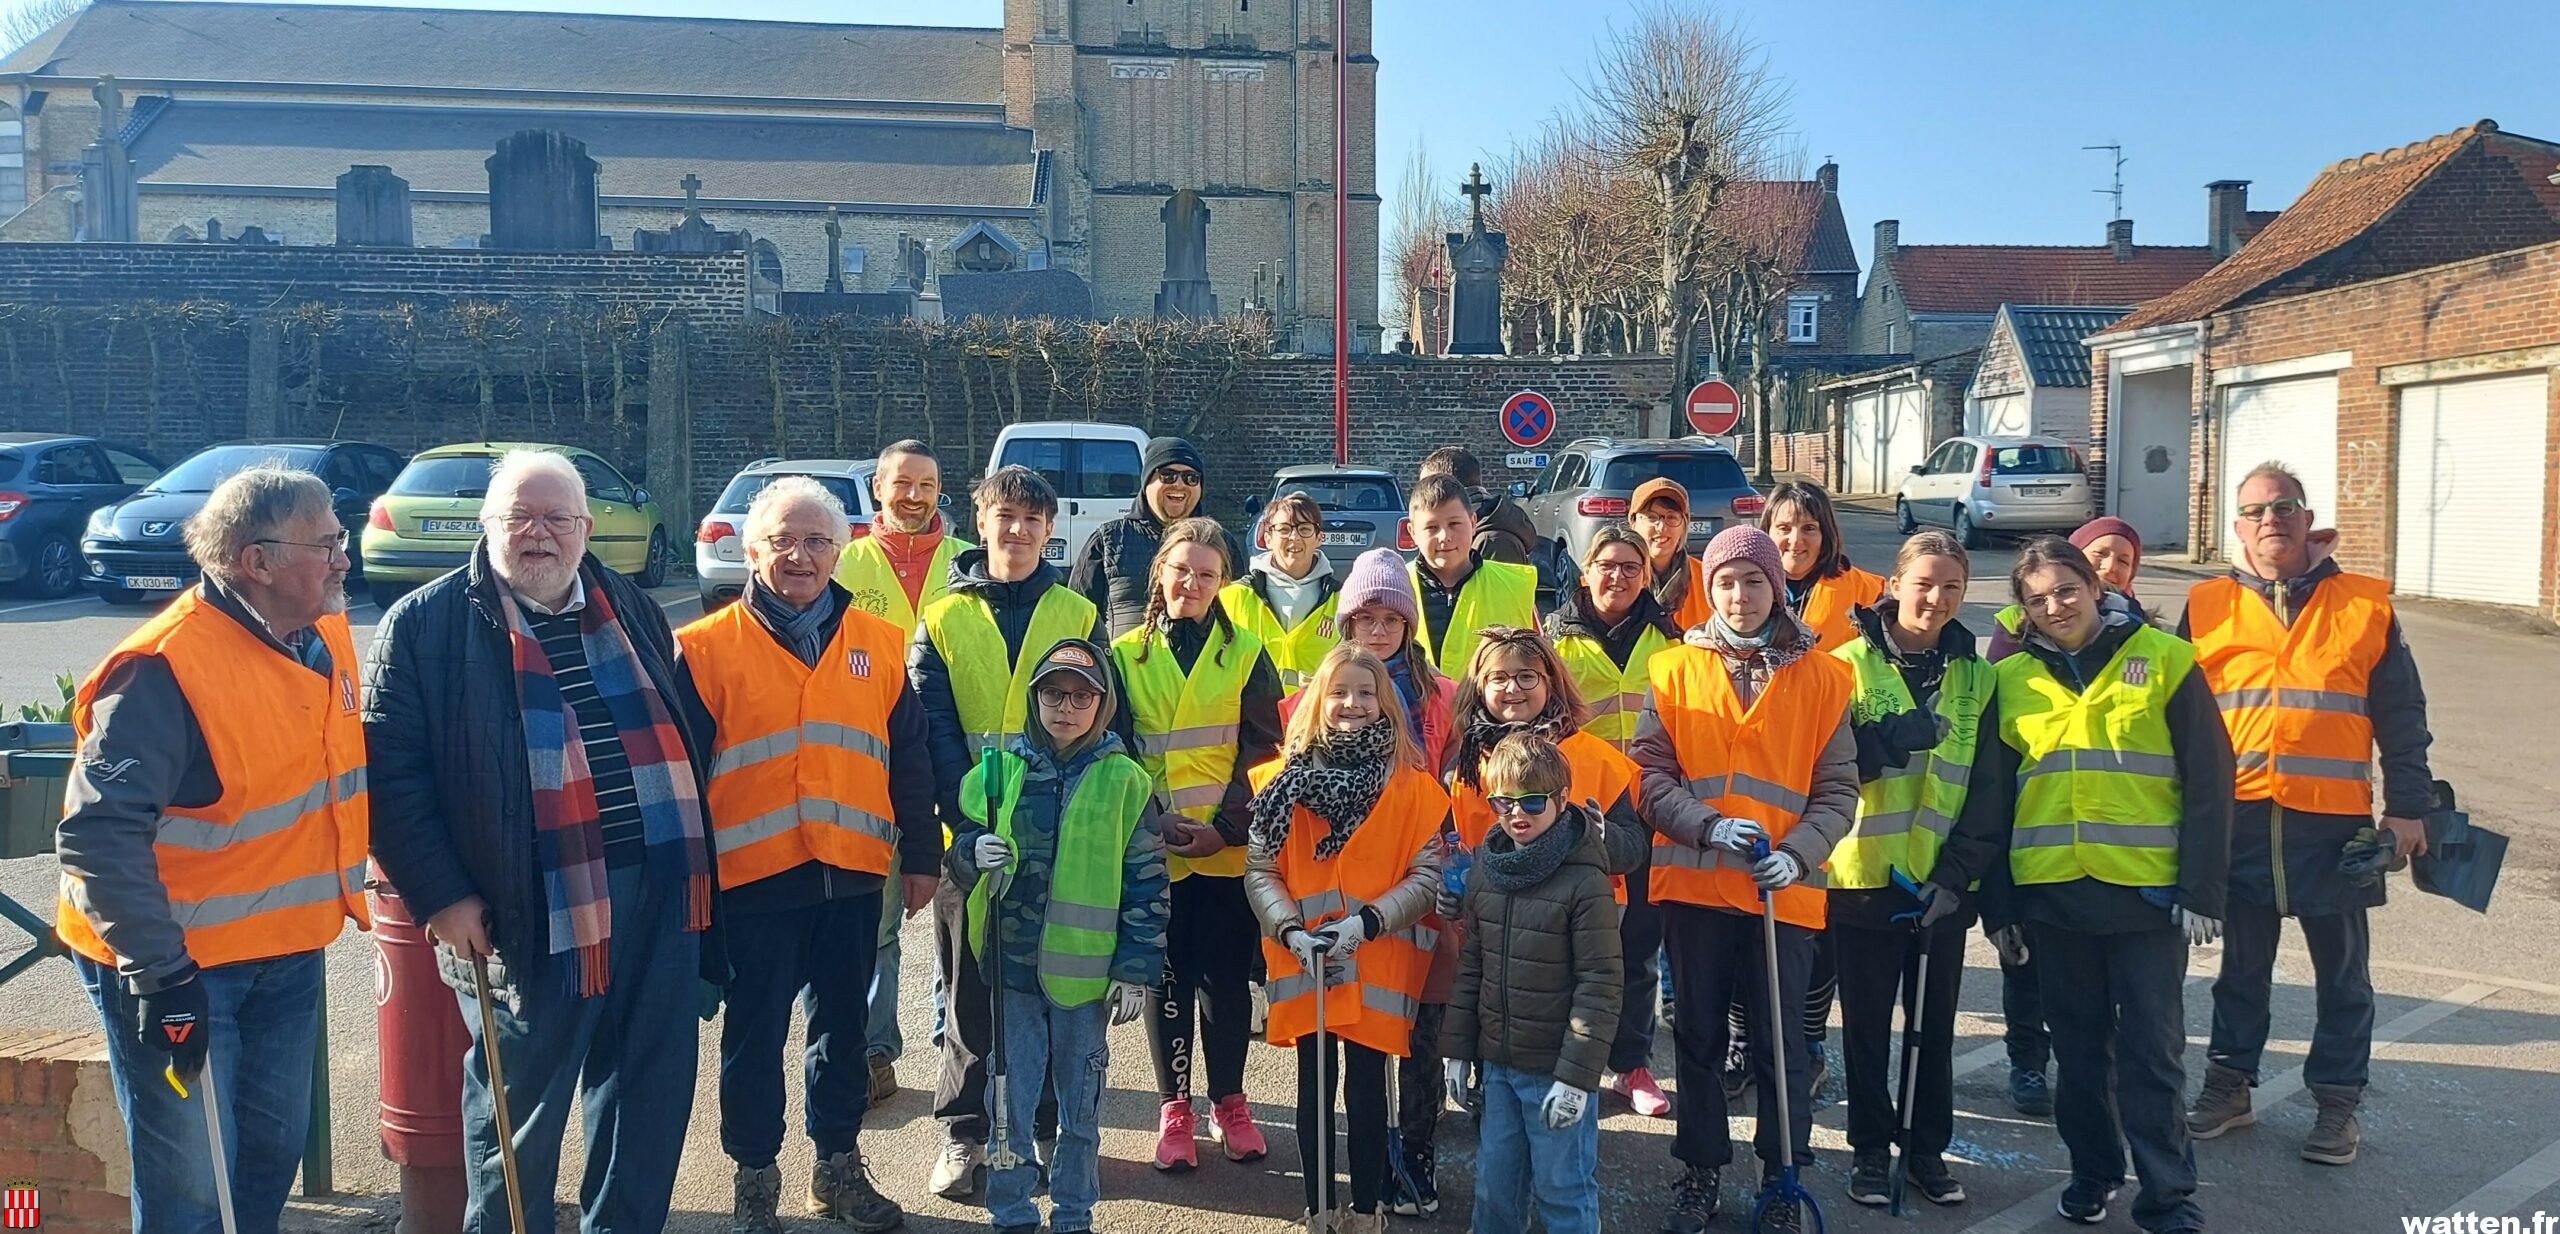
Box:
[2018,486,2064,498]
[1043,538,1067,563]
[1320,531,1366,546]
[1688,518,1717,537]
[421,518,480,534]
[124,575,181,590]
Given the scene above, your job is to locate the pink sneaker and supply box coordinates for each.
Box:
[1208,1093,1269,1162]
[1153,1097,1199,1172]
[1622,1066,1673,1118]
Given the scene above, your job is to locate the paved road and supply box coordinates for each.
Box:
[3,513,2556,1234]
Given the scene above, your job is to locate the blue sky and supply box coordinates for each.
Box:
[39,0,2560,273]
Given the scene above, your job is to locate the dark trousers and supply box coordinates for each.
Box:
[717,890,880,1166]
[1665,903,1815,1171]
[2209,901,2374,1088]
[1297,1034,1392,1216]
[1999,947,2051,1073]
[1723,925,1833,1066]
[1609,876,1666,1075]
[933,875,1057,1143]
[1833,917,1966,1159]
[1397,1002,1445,1173]
[2031,922,2201,1234]
[1150,874,1255,1102]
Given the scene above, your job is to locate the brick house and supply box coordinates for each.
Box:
[2084,119,2560,618]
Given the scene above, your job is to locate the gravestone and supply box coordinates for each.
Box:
[229,224,279,247]
[824,206,846,293]
[335,165,413,247]
[887,232,929,293]
[484,130,601,250]
[1444,164,1508,355]
[77,78,139,243]
[1153,189,1217,319]
[631,173,748,255]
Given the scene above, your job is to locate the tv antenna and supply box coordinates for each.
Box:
[2085,142,2126,220]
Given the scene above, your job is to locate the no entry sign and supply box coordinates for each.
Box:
[1500,390,1556,448]
[1686,379,1743,435]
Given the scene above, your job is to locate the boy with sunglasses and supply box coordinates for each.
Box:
[1440,734,1623,1234]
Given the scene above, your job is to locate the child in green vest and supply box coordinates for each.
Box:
[952,638,1170,1234]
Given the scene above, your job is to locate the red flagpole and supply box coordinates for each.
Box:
[1332,0,1350,465]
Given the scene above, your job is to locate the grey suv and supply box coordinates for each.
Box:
[1516,436,1762,566]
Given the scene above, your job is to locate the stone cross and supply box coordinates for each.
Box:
[94,77,123,139]
[824,205,846,294]
[1444,164,1508,355]
[1462,164,1492,235]
[680,174,703,213]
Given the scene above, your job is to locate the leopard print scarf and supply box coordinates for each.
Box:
[1249,716,1398,861]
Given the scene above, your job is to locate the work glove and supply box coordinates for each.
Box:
[1281,926,1328,975]
[1444,1059,1471,1110]
[1750,848,1802,890]
[135,976,210,1084]
[1540,1081,1591,1130]
[1708,817,1769,854]
[971,834,1013,871]
[1908,879,1962,929]
[1106,980,1150,1026]
[1317,912,1373,958]
[1878,708,1944,763]
[1988,925,2031,967]
[2172,906,2222,947]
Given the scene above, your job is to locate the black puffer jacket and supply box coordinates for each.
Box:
[1440,806,1624,1091]
[363,545,723,981]
[1067,499,1249,638]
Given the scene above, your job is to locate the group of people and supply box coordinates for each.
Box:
[51,430,2435,1234]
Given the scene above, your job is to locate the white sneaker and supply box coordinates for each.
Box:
[928,1136,983,1200]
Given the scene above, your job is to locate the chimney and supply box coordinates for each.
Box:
[2206,179,2252,257]
[1873,218,1898,268]
[2107,218,2135,262]
[1816,160,1838,197]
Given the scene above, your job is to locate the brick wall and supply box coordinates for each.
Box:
[0,1029,128,1234]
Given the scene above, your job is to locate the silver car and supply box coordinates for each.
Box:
[694,458,875,606]
[1516,436,1763,566]
[1893,435,2095,546]
[1245,465,1409,572]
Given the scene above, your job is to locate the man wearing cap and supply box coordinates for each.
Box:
[2180,462,2435,1168]
[1629,478,1711,631]
[1069,436,1247,637]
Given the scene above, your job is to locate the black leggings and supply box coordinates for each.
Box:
[1150,874,1255,1102]
[1297,1034,1391,1216]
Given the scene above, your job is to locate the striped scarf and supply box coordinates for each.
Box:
[503,579,712,996]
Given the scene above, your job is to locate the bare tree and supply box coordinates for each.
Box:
[0,0,84,59]
[1581,2,1791,411]
[1385,144,1456,353]
[1700,147,1815,479]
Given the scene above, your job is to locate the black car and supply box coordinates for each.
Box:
[0,433,164,598]
[83,439,405,604]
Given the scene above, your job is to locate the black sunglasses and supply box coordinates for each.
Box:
[1485,793,1555,816]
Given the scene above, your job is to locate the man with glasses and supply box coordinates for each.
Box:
[367,450,718,1234]
[672,477,937,1232]
[58,466,369,1232]
[1069,435,1245,636]
[2180,461,2436,1168]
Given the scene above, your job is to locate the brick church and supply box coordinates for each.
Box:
[0,0,1379,347]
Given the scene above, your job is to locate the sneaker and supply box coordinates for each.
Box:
[926,1136,981,1200]
[2009,1066,2054,1117]
[1659,1165,1719,1234]
[1906,1154,1967,1205]
[865,1051,897,1107]
[1605,1066,1674,1118]
[808,1152,904,1233]
[1386,1154,1439,1217]
[1755,1176,1803,1234]
[2302,1082,2363,1165]
[2186,1062,2256,1139]
[1846,1151,1891,1206]
[1208,1093,1269,1162]
[730,1162,783,1234]
[1153,1097,1199,1172]
[2056,1177,2119,1225]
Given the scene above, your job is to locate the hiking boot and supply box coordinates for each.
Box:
[2056,1177,2119,1225]
[1605,1066,1674,1118]
[1337,1211,1386,1234]
[809,1152,903,1232]
[1386,1150,1439,1217]
[2186,1062,2256,1139]
[1846,1151,1891,1206]
[1659,1165,1719,1234]
[1756,1169,1803,1234]
[926,1135,981,1200]
[1208,1092,1268,1162]
[2303,1082,2363,1165]
[1153,1097,1199,1172]
[865,1051,897,1107]
[2009,1066,2054,1117]
[1906,1154,1967,1205]
[730,1163,783,1234]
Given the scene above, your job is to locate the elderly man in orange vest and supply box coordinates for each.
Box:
[2181,461,2435,1168]
[56,466,370,1232]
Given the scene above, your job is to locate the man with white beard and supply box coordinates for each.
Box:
[367,450,720,1234]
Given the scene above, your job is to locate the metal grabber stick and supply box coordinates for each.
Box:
[1886,868,1935,1216]
[1308,953,1330,1234]
[983,746,1023,1173]
[165,1056,239,1234]
[1749,840,1824,1234]
[470,955,530,1234]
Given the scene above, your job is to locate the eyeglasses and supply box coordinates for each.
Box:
[257,529,350,554]
[1153,468,1203,486]
[1036,685,1101,711]
[1485,793,1554,816]
[1481,669,1547,692]
[2236,497,2308,523]
[1268,522,1319,538]
[1590,560,1646,578]
[487,512,588,535]
[758,533,840,556]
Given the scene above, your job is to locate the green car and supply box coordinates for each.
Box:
[361,441,672,608]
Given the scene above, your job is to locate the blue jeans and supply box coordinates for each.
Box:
[985,993,1109,1232]
[1472,1061,1599,1234]
[80,950,323,1234]
[456,866,699,1234]
[718,890,880,1165]
[867,885,904,1059]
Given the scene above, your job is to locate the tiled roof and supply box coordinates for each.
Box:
[1724,180,1860,275]
[127,99,1039,209]
[0,1,1003,105]
[937,269,1095,323]
[2000,304,2129,389]
[2112,120,2556,333]
[1889,243,2221,316]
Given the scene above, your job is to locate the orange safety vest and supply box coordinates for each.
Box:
[1643,641,1851,930]
[1658,554,1713,632]
[1796,567,1885,654]
[1253,761,1446,1057]
[2186,573,2390,816]
[57,590,370,970]
[1450,729,1639,903]
[677,600,907,888]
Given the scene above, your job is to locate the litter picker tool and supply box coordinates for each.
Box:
[1308,952,1331,1234]
[981,746,1024,1173]
[470,954,530,1234]
[1885,868,1936,1216]
[1749,839,1825,1234]
[164,1058,239,1234]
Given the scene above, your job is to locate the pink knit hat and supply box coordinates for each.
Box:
[1698,525,1785,595]
[1337,547,1420,626]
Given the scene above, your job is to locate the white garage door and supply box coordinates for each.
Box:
[1974,393,2030,438]
[2395,373,2549,607]
[2220,375,2338,550]
[1846,386,1929,494]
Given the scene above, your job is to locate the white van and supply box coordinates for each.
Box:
[988,421,1152,566]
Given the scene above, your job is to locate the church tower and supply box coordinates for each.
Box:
[1003,0,1377,350]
